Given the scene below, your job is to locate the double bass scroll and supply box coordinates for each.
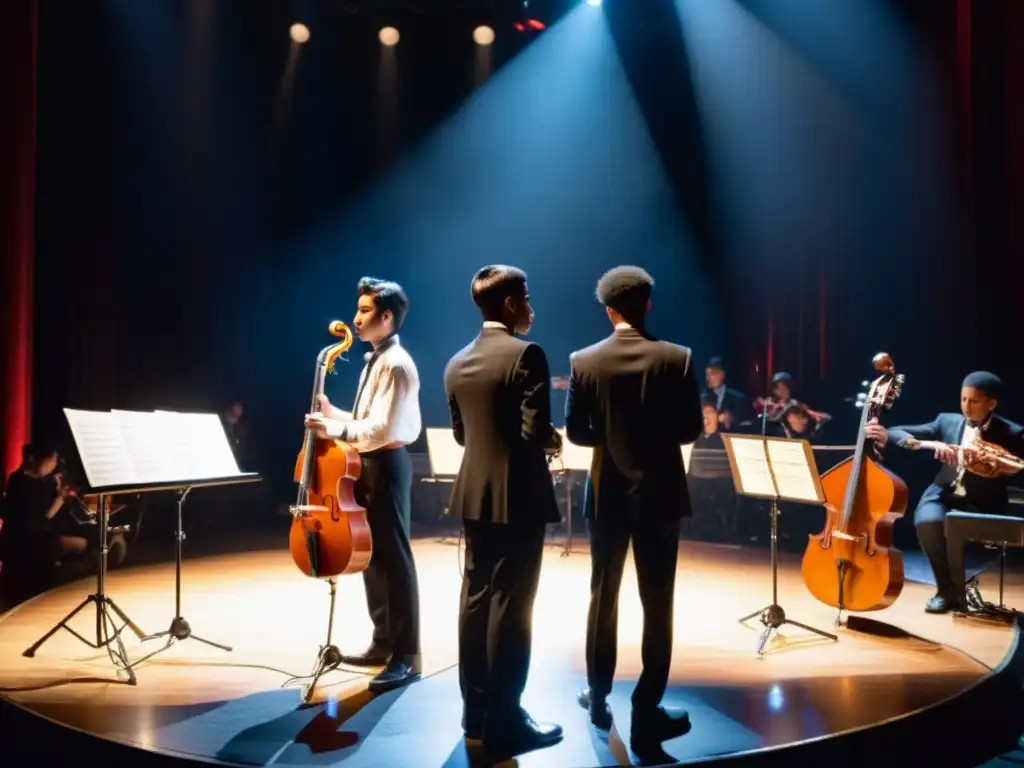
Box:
[801,353,908,616]
[289,321,373,579]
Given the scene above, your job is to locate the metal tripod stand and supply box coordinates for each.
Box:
[297,578,343,703]
[739,497,837,655]
[22,495,145,683]
[134,487,232,665]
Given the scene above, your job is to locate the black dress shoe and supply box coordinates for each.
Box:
[925,594,967,614]
[631,705,691,749]
[339,646,391,667]
[484,710,563,758]
[367,660,421,694]
[577,687,612,730]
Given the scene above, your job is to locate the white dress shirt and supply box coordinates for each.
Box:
[322,335,422,453]
[953,419,983,496]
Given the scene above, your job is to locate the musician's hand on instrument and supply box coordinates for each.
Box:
[934,443,958,465]
[864,418,888,446]
[314,394,331,414]
[305,413,344,439]
[903,438,921,450]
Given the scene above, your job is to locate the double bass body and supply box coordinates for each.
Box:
[801,456,908,612]
[289,321,373,579]
[800,353,908,614]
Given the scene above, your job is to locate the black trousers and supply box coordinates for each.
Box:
[354,447,420,663]
[459,519,546,730]
[914,489,978,599]
[586,509,680,711]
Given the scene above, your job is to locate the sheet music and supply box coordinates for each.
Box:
[64,409,140,489]
[726,436,778,497]
[111,410,174,484]
[556,428,594,471]
[425,428,465,476]
[155,411,241,480]
[765,439,822,503]
[681,443,693,473]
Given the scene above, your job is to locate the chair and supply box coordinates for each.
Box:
[945,510,1024,617]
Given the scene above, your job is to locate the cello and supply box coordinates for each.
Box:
[289,320,373,579]
[801,353,908,618]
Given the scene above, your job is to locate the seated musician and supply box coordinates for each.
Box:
[777,402,826,444]
[867,372,1024,613]
[703,357,750,432]
[689,400,735,540]
[3,442,88,570]
[757,372,830,432]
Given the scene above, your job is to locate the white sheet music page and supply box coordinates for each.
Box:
[557,428,594,472]
[155,411,241,481]
[728,436,778,497]
[111,410,174,484]
[766,439,822,503]
[425,428,465,476]
[64,408,140,489]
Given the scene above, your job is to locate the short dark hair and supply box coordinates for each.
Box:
[596,266,654,324]
[357,277,409,329]
[471,265,527,318]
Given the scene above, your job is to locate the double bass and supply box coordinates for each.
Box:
[801,353,908,617]
[289,321,373,579]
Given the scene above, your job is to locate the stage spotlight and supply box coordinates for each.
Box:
[473,25,495,46]
[586,0,602,6]
[289,23,310,44]
[379,26,400,46]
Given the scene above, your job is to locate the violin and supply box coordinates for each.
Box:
[289,321,373,579]
[801,353,908,616]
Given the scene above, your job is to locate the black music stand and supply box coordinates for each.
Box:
[133,474,261,665]
[424,427,463,546]
[723,434,838,656]
[22,408,260,681]
[22,491,144,683]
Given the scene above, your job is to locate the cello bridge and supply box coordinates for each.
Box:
[290,504,330,518]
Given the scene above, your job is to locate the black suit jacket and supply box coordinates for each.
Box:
[565,327,703,521]
[702,386,751,431]
[889,412,1024,513]
[444,327,560,526]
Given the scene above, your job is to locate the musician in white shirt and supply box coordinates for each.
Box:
[305,277,423,693]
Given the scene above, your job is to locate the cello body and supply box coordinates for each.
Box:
[289,321,373,579]
[800,352,908,614]
[801,454,908,611]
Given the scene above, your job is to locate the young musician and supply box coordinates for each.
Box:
[443,265,563,757]
[866,371,1024,613]
[564,266,702,756]
[703,357,750,431]
[304,277,422,693]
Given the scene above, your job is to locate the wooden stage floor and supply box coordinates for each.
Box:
[0,537,1020,767]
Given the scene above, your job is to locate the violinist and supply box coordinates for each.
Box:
[304,277,423,694]
[2,442,90,580]
[755,372,830,431]
[867,371,1024,613]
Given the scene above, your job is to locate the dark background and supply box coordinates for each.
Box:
[4,0,1024,534]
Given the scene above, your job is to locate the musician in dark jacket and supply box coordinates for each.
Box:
[565,266,702,755]
[869,372,1024,613]
[703,356,751,432]
[443,265,563,758]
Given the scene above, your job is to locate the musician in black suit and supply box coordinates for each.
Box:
[444,265,563,758]
[565,266,702,755]
[869,372,1024,613]
[703,356,750,432]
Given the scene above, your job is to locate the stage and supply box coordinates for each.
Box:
[0,536,1021,767]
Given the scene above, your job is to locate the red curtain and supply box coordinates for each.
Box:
[0,1,37,479]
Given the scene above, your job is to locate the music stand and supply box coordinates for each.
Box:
[554,430,592,556]
[425,428,464,545]
[722,434,837,656]
[23,409,261,681]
